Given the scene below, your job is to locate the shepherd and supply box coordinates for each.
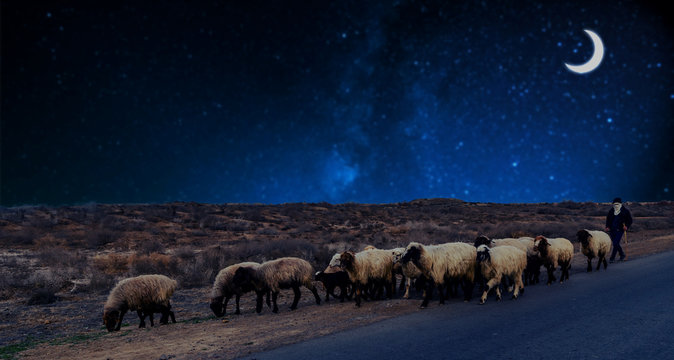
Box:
[605,197,633,262]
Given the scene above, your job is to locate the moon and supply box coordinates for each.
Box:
[564,29,604,74]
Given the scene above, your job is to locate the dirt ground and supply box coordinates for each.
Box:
[10,230,674,360]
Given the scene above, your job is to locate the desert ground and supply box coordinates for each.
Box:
[1,199,673,359]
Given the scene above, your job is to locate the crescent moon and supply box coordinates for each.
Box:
[564,29,604,74]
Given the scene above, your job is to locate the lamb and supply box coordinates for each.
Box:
[475,245,527,304]
[232,257,321,313]
[103,274,177,332]
[400,242,476,308]
[210,262,268,316]
[339,249,394,307]
[576,229,612,272]
[533,236,574,285]
[314,267,353,302]
[391,247,425,299]
[518,236,542,285]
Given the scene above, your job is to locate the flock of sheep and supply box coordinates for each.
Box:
[102,229,613,332]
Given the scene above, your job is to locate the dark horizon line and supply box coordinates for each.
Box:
[1,197,671,209]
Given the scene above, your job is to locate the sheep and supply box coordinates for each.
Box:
[210,262,269,317]
[576,229,612,272]
[103,274,177,332]
[315,265,353,302]
[533,236,574,285]
[339,249,394,307]
[473,236,528,252]
[232,257,321,313]
[475,245,527,304]
[391,247,425,299]
[518,236,542,285]
[400,242,476,308]
[363,245,377,251]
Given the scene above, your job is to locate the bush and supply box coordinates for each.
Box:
[86,229,116,249]
[129,253,179,276]
[92,254,129,275]
[27,288,58,305]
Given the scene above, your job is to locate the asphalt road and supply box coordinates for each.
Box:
[240,251,674,360]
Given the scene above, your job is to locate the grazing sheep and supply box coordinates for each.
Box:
[518,237,542,285]
[576,229,612,272]
[232,257,321,313]
[400,242,476,308]
[392,247,425,299]
[315,266,353,302]
[533,236,574,285]
[475,245,527,304]
[103,274,177,332]
[210,262,268,317]
[339,249,394,307]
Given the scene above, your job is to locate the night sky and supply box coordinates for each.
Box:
[2,0,673,206]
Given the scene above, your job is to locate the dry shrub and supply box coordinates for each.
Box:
[135,238,165,255]
[36,247,87,269]
[129,253,179,276]
[85,270,116,294]
[86,229,117,249]
[92,253,129,275]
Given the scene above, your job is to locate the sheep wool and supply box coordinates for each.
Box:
[103,274,177,332]
[476,245,527,304]
[577,229,612,272]
[534,236,574,285]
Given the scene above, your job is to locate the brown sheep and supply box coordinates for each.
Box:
[103,274,177,332]
[232,257,321,313]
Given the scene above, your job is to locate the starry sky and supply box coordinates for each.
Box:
[1,0,673,206]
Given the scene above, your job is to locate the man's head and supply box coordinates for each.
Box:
[612,197,622,212]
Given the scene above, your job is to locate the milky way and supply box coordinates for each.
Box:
[1,1,672,206]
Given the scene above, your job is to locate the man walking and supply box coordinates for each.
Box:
[605,197,633,262]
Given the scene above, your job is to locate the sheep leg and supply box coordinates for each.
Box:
[420,281,434,309]
[597,252,606,271]
[223,295,231,315]
[271,291,280,313]
[234,294,241,315]
[512,273,524,299]
[148,311,155,327]
[399,275,406,292]
[438,283,446,305]
[546,265,555,285]
[255,291,264,313]
[403,277,412,299]
[355,284,362,307]
[290,285,301,310]
[602,255,608,270]
[308,284,321,305]
[587,257,593,272]
[480,277,500,304]
[115,309,127,331]
[325,284,332,302]
[137,310,146,328]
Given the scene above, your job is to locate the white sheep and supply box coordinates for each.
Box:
[518,236,542,285]
[475,245,527,304]
[339,249,394,307]
[576,229,612,272]
[103,274,177,332]
[232,257,321,313]
[210,262,266,316]
[400,242,476,308]
[391,247,425,299]
[533,236,574,285]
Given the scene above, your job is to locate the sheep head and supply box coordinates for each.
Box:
[339,251,356,271]
[401,243,422,267]
[474,235,492,248]
[476,244,491,263]
[209,296,225,317]
[103,309,119,332]
[576,230,591,247]
[314,271,325,282]
[535,236,550,257]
